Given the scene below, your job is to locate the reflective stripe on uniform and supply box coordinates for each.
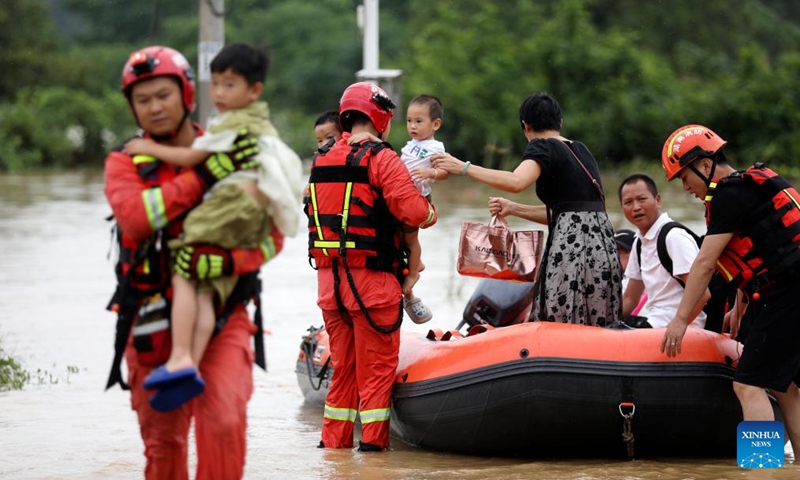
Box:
[132,318,169,335]
[142,187,167,230]
[309,181,359,252]
[324,404,358,423]
[313,240,356,249]
[704,181,718,202]
[132,154,157,165]
[785,188,800,210]
[715,260,734,282]
[359,407,390,424]
[340,182,353,234]
[308,183,329,256]
[260,236,276,262]
[418,203,436,228]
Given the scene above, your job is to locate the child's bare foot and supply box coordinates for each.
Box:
[403,271,420,297]
[164,355,197,374]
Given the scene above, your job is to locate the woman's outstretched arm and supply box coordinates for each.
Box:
[432,153,541,194]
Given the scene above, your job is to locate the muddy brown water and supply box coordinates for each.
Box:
[0,171,796,479]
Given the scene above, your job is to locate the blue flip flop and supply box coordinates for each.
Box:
[142,365,199,390]
[149,375,206,412]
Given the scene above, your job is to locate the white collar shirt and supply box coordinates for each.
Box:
[625,213,706,329]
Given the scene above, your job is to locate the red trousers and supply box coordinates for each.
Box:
[321,304,401,449]
[126,307,256,480]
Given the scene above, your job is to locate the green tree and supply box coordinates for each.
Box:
[0,0,63,102]
[1,0,796,171]
[0,87,131,171]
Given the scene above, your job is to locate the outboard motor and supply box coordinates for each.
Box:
[461,278,535,328]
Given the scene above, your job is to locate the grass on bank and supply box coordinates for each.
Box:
[0,338,81,391]
[0,344,29,391]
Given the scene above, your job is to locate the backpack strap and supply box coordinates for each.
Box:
[634,221,701,287]
[634,236,642,271]
[655,221,702,287]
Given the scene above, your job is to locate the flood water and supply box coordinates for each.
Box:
[1,170,798,479]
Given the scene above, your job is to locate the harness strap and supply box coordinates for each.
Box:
[214,272,267,370]
[341,254,403,334]
[105,235,151,391]
[252,283,266,371]
[331,258,352,326]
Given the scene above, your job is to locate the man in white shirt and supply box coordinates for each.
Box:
[618,174,710,329]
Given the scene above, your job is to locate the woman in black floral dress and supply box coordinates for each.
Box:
[433,93,621,326]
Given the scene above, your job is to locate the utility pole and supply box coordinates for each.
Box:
[356,0,402,112]
[198,0,225,127]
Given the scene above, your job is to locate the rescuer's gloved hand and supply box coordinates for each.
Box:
[228,128,260,168]
[194,129,260,186]
[173,244,233,280]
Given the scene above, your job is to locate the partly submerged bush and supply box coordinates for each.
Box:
[0,346,29,391]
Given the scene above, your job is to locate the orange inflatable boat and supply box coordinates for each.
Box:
[296,280,779,458]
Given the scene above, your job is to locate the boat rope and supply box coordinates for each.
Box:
[300,327,331,391]
[302,341,331,391]
[619,402,636,459]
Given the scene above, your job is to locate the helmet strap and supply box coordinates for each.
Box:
[689,158,717,188]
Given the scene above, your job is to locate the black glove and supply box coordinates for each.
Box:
[194,129,260,187]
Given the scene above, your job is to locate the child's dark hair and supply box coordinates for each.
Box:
[618,173,659,201]
[409,94,443,121]
[518,92,561,132]
[210,43,270,85]
[315,110,340,129]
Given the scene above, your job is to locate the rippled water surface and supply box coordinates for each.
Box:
[0,171,797,479]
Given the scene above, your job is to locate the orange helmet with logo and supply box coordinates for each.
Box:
[661,125,726,181]
[339,82,395,137]
[121,46,196,115]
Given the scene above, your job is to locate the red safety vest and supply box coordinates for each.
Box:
[705,163,800,289]
[113,156,178,295]
[306,141,402,273]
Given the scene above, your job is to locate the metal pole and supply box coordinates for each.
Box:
[363,0,379,72]
[198,0,225,128]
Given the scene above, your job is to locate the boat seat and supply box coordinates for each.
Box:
[426,329,444,341]
[440,330,463,341]
[466,324,495,337]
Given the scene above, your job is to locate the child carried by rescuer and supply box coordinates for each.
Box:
[349,94,448,324]
[122,43,303,410]
[313,110,342,149]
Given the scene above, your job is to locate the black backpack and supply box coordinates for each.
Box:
[634,222,733,333]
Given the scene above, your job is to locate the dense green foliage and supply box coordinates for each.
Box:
[1,0,799,171]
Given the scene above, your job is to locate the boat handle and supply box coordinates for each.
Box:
[618,402,635,418]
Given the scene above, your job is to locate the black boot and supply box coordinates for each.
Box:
[357,441,383,452]
[317,440,325,449]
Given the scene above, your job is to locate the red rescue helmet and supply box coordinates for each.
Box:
[661,125,726,181]
[339,82,395,137]
[121,46,196,115]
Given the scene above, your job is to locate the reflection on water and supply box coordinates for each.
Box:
[0,171,797,479]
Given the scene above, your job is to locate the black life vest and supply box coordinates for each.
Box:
[705,163,800,290]
[306,141,402,273]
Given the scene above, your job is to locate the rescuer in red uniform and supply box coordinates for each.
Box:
[104,45,283,479]
[306,82,437,451]
[660,124,800,453]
